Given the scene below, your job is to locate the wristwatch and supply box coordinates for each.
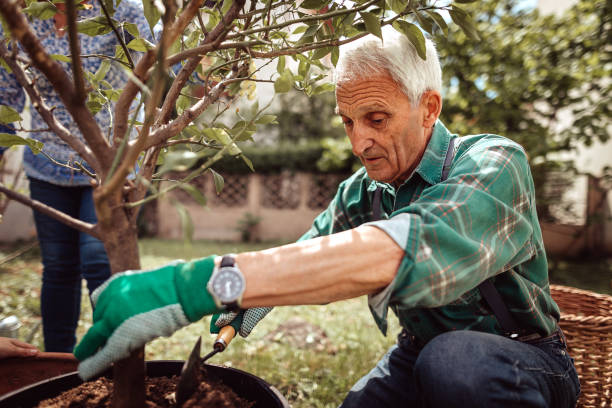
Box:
[207,254,246,309]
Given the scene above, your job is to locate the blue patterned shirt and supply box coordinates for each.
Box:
[0,0,151,186]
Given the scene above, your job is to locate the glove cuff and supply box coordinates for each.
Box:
[175,255,223,322]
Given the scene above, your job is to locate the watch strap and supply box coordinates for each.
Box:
[221,254,236,268]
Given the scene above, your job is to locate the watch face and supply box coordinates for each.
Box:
[211,268,244,303]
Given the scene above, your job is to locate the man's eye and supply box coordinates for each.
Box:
[342,119,353,126]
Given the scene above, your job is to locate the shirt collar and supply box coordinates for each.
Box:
[414,119,453,186]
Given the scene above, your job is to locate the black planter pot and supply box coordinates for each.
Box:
[0,360,290,408]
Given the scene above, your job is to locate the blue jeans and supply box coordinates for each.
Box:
[340,329,580,408]
[29,177,111,353]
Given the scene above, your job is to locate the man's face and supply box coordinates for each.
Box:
[336,74,435,185]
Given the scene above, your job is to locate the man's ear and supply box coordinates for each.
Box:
[421,91,442,127]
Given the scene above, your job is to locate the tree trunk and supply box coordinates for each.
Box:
[94,189,145,408]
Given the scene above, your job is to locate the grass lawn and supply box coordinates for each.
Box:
[1,238,610,407]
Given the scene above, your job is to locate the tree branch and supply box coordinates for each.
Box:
[165,40,263,69]
[0,0,112,168]
[111,50,156,148]
[0,42,101,174]
[144,74,232,148]
[65,0,86,103]
[97,0,135,69]
[0,183,100,238]
[166,0,205,45]
[155,0,247,128]
[227,0,379,40]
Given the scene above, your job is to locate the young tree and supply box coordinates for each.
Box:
[0,0,476,405]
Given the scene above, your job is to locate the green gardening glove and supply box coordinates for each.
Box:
[74,256,223,380]
[210,307,273,338]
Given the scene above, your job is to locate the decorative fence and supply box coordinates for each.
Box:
[157,172,350,242]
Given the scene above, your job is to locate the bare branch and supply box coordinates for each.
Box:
[227,0,379,40]
[0,0,112,168]
[154,0,247,128]
[97,0,135,69]
[0,182,100,238]
[112,50,155,147]
[145,75,231,148]
[247,33,367,58]
[65,0,86,103]
[166,40,265,65]
[166,0,205,45]
[0,42,101,173]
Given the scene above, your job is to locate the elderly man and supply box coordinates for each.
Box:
[74,31,580,407]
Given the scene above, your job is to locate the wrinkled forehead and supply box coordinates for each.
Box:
[334,74,404,115]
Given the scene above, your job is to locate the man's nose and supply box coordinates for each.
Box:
[349,124,374,156]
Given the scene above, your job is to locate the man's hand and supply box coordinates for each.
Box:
[0,337,39,359]
[210,307,273,338]
[74,256,223,380]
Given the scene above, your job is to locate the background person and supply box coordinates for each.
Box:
[0,0,150,353]
[73,30,580,407]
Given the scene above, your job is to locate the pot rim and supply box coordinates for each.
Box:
[0,360,290,408]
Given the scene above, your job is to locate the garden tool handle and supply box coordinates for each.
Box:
[213,325,236,352]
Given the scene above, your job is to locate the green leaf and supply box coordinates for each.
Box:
[412,9,433,35]
[209,168,225,195]
[0,59,11,74]
[114,44,129,64]
[255,114,277,125]
[221,0,232,15]
[175,94,192,115]
[142,0,162,35]
[123,22,140,39]
[392,20,426,60]
[359,11,382,39]
[424,10,448,36]
[312,83,335,95]
[386,0,407,14]
[157,150,199,174]
[202,127,227,143]
[312,46,332,60]
[93,60,111,83]
[0,133,43,154]
[178,183,207,206]
[240,154,255,172]
[173,201,194,243]
[449,6,480,40]
[274,69,293,93]
[292,25,308,35]
[205,128,242,155]
[50,54,71,63]
[126,38,154,52]
[23,2,57,19]
[77,16,115,36]
[331,46,339,66]
[0,106,22,124]
[298,58,310,78]
[300,0,329,10]
[277,56,286,74]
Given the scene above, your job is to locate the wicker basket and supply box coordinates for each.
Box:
[550,285,612,408]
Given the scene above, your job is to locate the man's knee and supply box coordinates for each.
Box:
[414,331,498,404]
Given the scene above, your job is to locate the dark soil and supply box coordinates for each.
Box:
[36,368,254,408]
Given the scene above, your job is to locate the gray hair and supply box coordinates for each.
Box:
[334,27,442,105]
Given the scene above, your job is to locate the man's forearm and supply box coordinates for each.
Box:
[236,226,403,308]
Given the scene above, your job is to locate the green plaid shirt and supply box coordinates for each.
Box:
[299,121,560,342]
